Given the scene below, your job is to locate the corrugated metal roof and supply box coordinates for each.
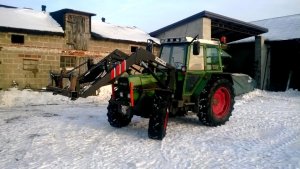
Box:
[232,14,300,43]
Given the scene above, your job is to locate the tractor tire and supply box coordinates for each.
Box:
[197,78,234,126]
[148,93,170,140]
[107,99,133,128]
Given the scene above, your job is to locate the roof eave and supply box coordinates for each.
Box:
[203,11,268,33]
[91,32,160,45]
[150,10,268,36]
[50,8,96,17]
[0,27,64,36]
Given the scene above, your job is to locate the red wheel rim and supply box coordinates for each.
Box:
[212,87,231,118]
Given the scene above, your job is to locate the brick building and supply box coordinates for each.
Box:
[0,5,159,90]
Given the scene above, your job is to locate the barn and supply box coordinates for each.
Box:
[150,11,300,91]
[228,14,300,91]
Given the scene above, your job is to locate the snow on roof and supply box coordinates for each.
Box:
[92,20,160,44]
[232,14,300,43]
[0,6,158,43]
[0,6,64,33]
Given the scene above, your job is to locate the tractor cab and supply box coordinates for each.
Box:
[159,37,223,72]
[159,37,224,99]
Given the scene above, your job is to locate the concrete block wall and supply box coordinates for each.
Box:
[0,31,159,90]
[89,40,142,56]
[0,33,64,89]
[155,17,211,40]
[89,39,160,61]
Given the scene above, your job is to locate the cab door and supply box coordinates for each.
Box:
[183,45,206,96]
[183,44,223,96]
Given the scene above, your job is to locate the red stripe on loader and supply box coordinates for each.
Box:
[116,64,121,76]
[121,60,126,73]
[129,82,134,107]
[110,68,116,80]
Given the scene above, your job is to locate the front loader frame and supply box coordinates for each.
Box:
[47,49,129,99]
[47,48,175,100]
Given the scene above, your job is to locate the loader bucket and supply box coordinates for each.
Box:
[231,73,256,96]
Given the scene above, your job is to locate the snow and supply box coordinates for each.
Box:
[0,85,112,107]
[0,7,63,33]
[92,20,160,44]
[0,88,300,168]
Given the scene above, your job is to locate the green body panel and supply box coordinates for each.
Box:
[128,74,157,88]
[177,72,185,81]
[127,74,159,101]
[183,72,208,96]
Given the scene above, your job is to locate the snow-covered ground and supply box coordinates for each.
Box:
[0,86,300,169]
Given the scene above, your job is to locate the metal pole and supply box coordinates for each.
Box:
[286,70,293,91]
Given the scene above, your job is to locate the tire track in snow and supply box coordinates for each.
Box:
[221,92,300,168]
[157,91,300,168]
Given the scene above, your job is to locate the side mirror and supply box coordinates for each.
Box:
[193,41,200,55]
[146,39,154,53]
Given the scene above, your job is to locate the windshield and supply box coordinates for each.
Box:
[160,44,187,69]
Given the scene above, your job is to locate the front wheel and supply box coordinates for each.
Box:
[148,93,170,140]
[107,99,133,128]
[197,78,234,126]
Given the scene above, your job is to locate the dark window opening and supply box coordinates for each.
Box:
[11,34,24,44]
[131,46,138,53]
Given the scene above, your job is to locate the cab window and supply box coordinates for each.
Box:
[206,46,220,70]
[160,45,187,69]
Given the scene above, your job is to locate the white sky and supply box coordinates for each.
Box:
[0,0,299,32]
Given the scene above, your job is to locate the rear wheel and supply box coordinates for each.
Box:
[197,78,234,126]
[107,99,133,128]
[148,93,170,140]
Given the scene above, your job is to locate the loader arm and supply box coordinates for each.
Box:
[48,47,175,99]
[47,49,129,98]
[81,48,175,97]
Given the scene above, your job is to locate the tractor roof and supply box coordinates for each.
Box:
[160,37,219,45]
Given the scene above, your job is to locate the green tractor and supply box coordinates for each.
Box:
[107,37,235,140]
